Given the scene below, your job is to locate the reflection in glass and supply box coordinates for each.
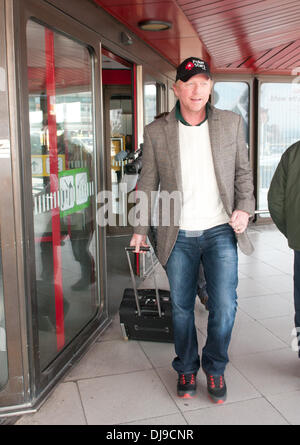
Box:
[27,21,98,369]
[102,51,134,232]
[0,234,8,390]
[258,83,300,212]
[110,95,133,227]
[214,82,250,145]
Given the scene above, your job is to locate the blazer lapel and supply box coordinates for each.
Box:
[208,105,221,167]
[164,110,183,193]
[208,106,225,193]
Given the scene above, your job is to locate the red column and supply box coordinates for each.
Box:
[45,28,65,350]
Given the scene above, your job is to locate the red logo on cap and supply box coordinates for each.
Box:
[185,62,194,70]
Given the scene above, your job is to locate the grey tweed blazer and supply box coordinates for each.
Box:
[134,103,255,266]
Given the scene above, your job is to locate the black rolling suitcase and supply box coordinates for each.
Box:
[119,247,174,343]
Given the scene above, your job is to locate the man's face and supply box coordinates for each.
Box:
[173,74,213,115]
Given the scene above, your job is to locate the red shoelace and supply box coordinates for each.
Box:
[208,375,224,389]
[180,374,195,385]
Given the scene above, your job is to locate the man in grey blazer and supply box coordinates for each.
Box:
[130,57,255,404]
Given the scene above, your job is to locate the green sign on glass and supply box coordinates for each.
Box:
[59,168,90,217]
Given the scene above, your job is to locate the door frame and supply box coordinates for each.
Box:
[0,0,109,415]
[0,0,30,414]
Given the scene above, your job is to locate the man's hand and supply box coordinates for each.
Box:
[130,233,149,253]
[229,210,250,234]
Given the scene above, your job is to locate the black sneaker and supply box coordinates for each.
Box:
[177,373,197,398]
[206,374,227,404]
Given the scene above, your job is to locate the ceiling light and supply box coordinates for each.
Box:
[138,20,172,31]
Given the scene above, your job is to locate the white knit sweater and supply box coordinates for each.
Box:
[179,120,229,231]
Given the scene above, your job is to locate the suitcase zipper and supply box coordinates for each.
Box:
[134,325,170,334]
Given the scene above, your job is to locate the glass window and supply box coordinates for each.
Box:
[169,87,176,111]
[258,82,300,212]
[213,82,250,145]
[144,83,157,125]
[0,234,8,390]
[27,21,99,369]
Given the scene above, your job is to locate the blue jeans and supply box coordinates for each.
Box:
[166,223,238,376]
[294,250,300,358]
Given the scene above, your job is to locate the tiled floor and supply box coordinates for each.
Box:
[16,224,300,425]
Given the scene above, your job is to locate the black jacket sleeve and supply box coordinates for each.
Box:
[267,154,287,237]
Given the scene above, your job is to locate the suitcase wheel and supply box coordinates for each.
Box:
[120,323,129,341]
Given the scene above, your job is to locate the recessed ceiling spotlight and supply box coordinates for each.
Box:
[138,20,172,31]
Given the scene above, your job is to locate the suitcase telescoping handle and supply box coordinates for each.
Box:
[125,247,162,318]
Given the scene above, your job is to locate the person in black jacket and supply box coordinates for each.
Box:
[268,140,300,358]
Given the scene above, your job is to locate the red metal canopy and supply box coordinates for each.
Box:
[93,0,300,75]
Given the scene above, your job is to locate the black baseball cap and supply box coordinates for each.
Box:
[176,57,211,82]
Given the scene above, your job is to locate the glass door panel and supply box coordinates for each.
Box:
[144,80,167,125]
[144,83,157,125]
[27,20,99,369]
[102,52,134,234]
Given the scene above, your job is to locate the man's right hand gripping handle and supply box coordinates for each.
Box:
[130,234,149,254]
